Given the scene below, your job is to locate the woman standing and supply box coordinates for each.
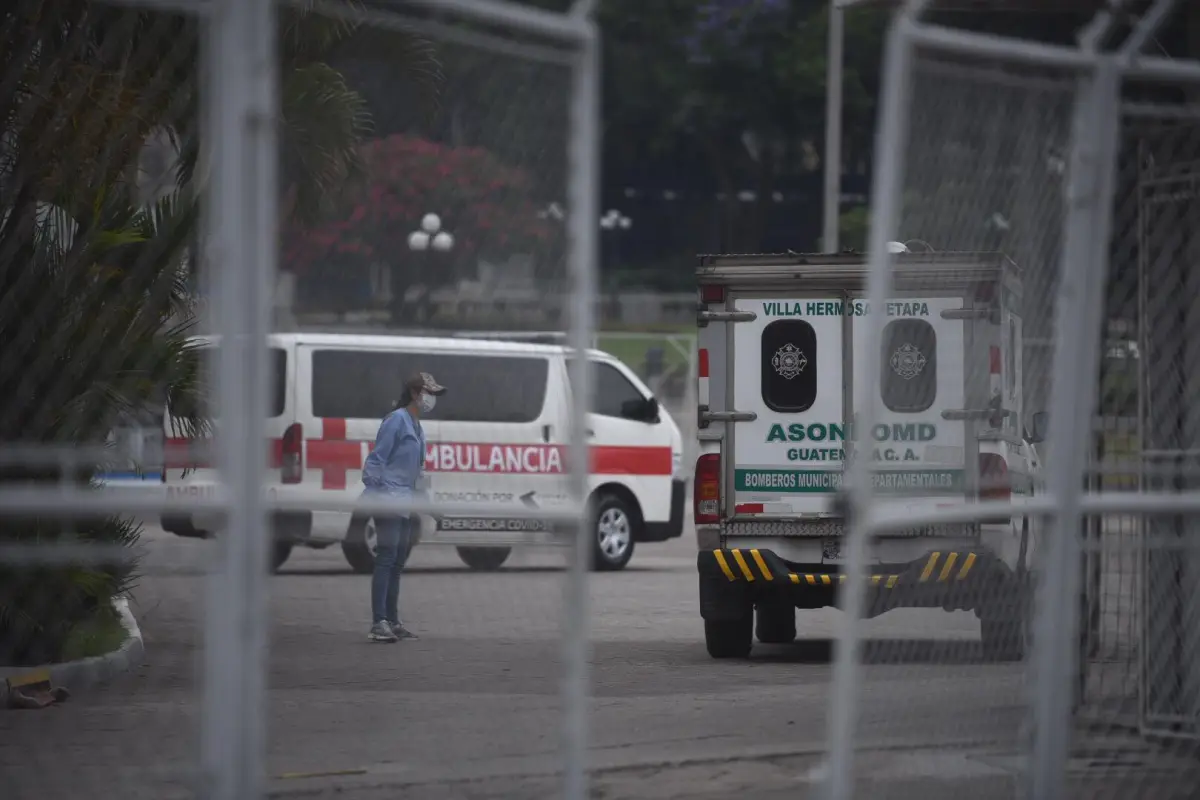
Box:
[361,371,445,642]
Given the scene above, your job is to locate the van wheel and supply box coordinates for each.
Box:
[270,542,294,573]
[457,546,511,571]
[705,616,753,659]
[591,494,636,572]
[342,515,378,574]
[755,603,797,644]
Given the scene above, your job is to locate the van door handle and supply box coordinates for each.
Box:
[542,425,551,443]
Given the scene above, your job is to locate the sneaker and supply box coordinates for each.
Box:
[390,622,419,641]
[368,621,397,643]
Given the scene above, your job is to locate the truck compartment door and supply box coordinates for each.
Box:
[731,297,845,516]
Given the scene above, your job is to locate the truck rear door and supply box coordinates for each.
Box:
[730,295,846,517]
[854,295,968,502]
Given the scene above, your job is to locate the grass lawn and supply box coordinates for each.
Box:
[60,607,128,662]
[596,331,694,378]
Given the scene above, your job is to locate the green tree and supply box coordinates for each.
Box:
[598,0,887,252]
[0,0,438,663]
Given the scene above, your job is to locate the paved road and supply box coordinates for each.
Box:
[2,524,1188,799]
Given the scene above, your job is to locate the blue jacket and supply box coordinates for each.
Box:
[361,408,425,497]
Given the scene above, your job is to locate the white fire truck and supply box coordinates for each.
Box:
[692,249,1046,660]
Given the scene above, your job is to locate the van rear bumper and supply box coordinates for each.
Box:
[639,479,687,542]
[697,546,1008,620]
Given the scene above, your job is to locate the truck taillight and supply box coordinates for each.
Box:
[978,453,1010,523]
[694,453,721,524]
[282,423,303,484]
[979,453,1009,500]
[699,284,725,304]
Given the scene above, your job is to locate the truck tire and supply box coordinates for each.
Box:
[981,616,1025,661]
[755,603,797,644]
[705,616,753,659]
[270,541,294,573]
[981,582,1030,662]
[456,546,511,571]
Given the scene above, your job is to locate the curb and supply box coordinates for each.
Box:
[1,596,145,706]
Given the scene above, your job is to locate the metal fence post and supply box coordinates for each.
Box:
[1027,54,1120,800]
[562,7,600,799]
[200,0,276,797]
[821,3,927,798]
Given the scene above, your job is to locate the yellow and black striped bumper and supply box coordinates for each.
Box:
[699,547,990,595]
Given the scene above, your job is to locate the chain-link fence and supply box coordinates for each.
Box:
[822,2,1200,798]
[1,1,602,797]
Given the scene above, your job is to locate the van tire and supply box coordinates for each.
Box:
[705,616,753,659]
[342,515,423,575]
[342,541,375,575]
[755,603,797,644]
[591,494,637,572]
[271,542,294,573]
[457,546,511,571]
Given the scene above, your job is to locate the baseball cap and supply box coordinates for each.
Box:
[406,371,446,396]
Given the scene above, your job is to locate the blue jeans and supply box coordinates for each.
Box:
[371,514,413,625]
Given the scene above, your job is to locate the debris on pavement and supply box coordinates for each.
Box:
[4,668,71,710]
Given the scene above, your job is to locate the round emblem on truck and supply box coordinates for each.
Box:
[772,343,808,379]
[890,343,927,380]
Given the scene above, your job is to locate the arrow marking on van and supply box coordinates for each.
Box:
[520,491,539,509]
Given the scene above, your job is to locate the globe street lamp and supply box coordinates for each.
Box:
[600,208,631,231]
[395,213,454,324]
[408,212,454,253]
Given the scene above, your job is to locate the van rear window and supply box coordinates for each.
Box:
[881,319,937,413]
[761,320,817,413]
[310,350,548,422]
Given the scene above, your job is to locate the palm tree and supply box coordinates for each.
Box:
[0,0,440,664]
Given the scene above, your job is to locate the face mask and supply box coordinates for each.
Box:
[419,393,437,414]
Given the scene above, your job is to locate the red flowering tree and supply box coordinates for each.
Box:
[282,134,558,318]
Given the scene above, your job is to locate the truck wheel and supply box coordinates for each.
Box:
[457,546,511,571]
[705,616,753,659]
[981,616,1025,661]
[981,585,1030,662]
[755,603,797,644]
[591,494,636,572]
[270,541,294,573]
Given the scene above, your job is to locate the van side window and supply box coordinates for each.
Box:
[310,350,548,422]
[591,363,647,418]
[881,319,937,413]
[761,320,817,413]
[196,346,288,418]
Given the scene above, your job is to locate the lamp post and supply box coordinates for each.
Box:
[822,1,848,254]
[395,213,453,324]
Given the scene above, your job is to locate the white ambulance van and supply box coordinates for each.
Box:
[693,250,1045,660]
[162,332,686,572]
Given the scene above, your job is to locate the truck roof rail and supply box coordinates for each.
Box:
[695,250,1020,292]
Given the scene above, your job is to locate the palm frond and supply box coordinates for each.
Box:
[281,62,372,224]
